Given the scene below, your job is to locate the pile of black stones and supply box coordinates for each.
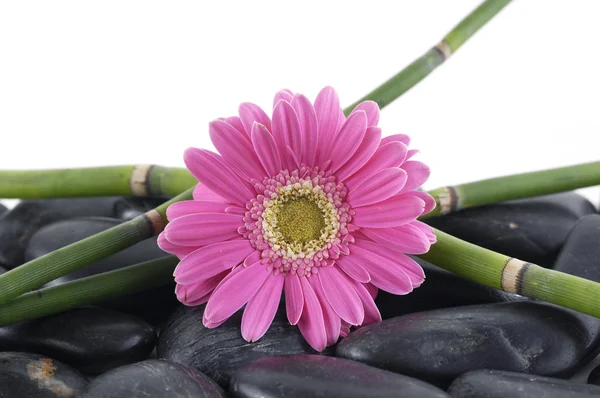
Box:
[1,192,600,397]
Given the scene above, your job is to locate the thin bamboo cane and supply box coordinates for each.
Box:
[423,160,600,219]
[419,229,600,318]
[0,188,193,305]
[0,165,196,199]
[343,0,512,114]
[0,256,178,326]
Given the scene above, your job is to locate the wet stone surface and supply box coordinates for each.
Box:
[375,257,526,319]
[0,197,168,268]
[336,301,600,386]
[231,354,451,398]
[158,304,330,387]
[0,351,88,398]
[448,369,600,398]
[425,192,596,267]
[81,359,226,398]
[25,217,178,324]
[0,307,157,374]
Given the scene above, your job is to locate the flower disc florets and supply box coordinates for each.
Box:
[242,166,352,277]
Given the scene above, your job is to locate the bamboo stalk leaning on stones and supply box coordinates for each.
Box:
[2,0,600,328]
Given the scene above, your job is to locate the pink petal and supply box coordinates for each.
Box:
[344,141,408,191]
[360,222,432,254]
[297,277,327,351]
[336,126,381,182]
[218,117,249,140]
[406,149,419,160]
[174,240,254,285]
[403,190,436,214]
[284,274,304,325]
[358,239,426,287]
[329,110,367,172]
[251,122,282,177]
[164,213,241,247]
[273,89,294,109]
[351,100,380,127]
[243,250,262,267]
[348,278,381,325]
[166,200,228,221]
[380,133,410,147]
[272,100,302,169]
[349,168,407,207]
[364,282,378,299]
[314,86,344,165]
[193,182,226,202]
[399,161,431,193]
[340,322,351,338]
[318,267,364,326]
[350,243,413,295]
[353,194,425,228]
[157,232,196,259]
[309,276,341,346]
[203,260,271,325]
[291,94,318,167]
[335,255,371,283]
[184,148,254,206]
[413,220,437,244]
[175,272,226,306]
[210,120,265,180]
[241,273,284,342]
[239,102,272,134]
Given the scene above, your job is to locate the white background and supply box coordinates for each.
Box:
[0,1,599,207]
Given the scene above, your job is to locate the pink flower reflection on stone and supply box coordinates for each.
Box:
[158,87,436,351]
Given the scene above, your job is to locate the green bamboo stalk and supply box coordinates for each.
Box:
[423,160,600,219]
[0,256,178,326]
[0,165,196,199]
[343,0,512,114]
[0,187,193,305]
[419,229,600,318]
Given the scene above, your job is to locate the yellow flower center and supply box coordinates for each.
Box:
[276,197,325,244]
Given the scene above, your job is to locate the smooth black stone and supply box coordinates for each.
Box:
[448,369,600,398]
[588,363,600,385]
[158,304,331,386]
[0,307,157,374]
[81,359,226,398]
[425,192,596,267]
[376,257,525,319]
[25,217,178,324]
[336,301,599,385]
[0,352,88,397]
[113,197,170,220]
[231,354,450,398]
[0,265,6,275]
[0,203,7,217]
[0,197,167,268]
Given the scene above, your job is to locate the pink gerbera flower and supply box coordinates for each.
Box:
[158,87,436,351]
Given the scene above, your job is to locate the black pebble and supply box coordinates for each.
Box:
[425,192,596,267]
[448,369,600,398]
[0,307,157,374]
[81,359,226,398]
[231,354,451,398]
[0,351,88,398]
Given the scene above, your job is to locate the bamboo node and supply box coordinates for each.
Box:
[501,258,529,294]
[143,209,166,236]
[130,164,154,197]
[438,186,459,215]
[433,40,452,61]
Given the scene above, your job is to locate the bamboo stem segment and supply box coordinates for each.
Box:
[419,229,600,319]
[0,165,196,199]
[0,256,179,326]
[423,160,600,219]
[343,0,512,114]
[0,188,193,305]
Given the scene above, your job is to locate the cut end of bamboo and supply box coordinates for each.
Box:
[501,258,530,295]
[143,209,166,236]
[433,40,452,61]
[129,164,155,196]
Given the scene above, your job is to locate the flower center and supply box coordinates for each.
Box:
[242,165,354,277]
[275,197,325,244]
